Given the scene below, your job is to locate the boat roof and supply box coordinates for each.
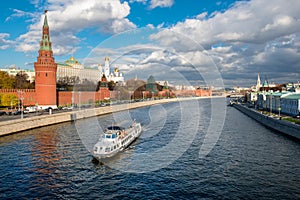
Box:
[106,126,124,130]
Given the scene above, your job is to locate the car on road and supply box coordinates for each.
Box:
[13,110,24,115]
[0,111,7,116]
[24,106,38,113]
[62,106,73,110]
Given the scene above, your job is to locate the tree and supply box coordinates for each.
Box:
[0,93,18,107]
[73,78,97,91]
[108,81,116,91]
[15,72,30,89]
[0,71,15,89]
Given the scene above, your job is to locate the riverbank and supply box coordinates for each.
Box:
[0,96,223,137]
[233,103,300,140]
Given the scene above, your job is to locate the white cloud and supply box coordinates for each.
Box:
[262,15,294,32]
[0,33,15,50]
[149,0,174,9]
[150,0,300,85]
[12,0,136,55]
[46,0,135,33]
[5,9,35,22]
[7,0,300,86]
[196,12,208,20]
[129,0,147,4]
[129,0,174,9]
[154,0,300,45]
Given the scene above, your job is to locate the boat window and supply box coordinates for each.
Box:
[105,134,111,139]
[114,145,116,150]
[94,147,98,152]
[107,126,124,131]
[105,147,110,152]
[112,134,116,139]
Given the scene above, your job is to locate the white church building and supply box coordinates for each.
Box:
[99,56,125,84]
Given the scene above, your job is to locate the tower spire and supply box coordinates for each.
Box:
[43,10,48,27]
[40,11,51,51]
[256,73,261,92]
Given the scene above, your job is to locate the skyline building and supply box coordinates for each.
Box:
[57,56,102,83]
[57,55,125,84]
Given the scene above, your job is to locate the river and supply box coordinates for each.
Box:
[0,99,299,199]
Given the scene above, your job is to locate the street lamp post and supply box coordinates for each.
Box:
[20,96,24,119]
[79,92,81,110]
[17,90,24,119]
[270,93,272,116]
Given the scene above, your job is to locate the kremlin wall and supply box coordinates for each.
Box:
[0,12,211,109]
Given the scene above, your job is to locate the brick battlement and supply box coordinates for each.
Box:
[0,89,36,93]
[0,89,36,106]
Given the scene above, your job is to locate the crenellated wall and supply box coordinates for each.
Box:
[0,88,111,107]
[0,89,36,105]
[57,88,110,106]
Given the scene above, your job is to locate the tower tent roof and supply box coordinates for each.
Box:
[43,11,48,27]
[39,11,52,51]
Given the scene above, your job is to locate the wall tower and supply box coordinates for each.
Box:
[34,11,57,109]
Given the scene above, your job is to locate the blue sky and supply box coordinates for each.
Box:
[1,0,300,86]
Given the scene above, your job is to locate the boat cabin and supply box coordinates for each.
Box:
[103,126,125,139]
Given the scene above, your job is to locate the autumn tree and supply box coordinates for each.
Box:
[0,93,18,107]
[0,71,15,89]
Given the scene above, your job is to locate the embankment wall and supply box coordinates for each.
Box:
[233,103,300,140]
[0,98,183,136]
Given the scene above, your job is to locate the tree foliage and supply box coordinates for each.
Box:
[0,71,34,89]
[0,93,18,107]
[0,71,16,89]
[15,72,30,89]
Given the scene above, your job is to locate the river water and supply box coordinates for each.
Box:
[0,99,299,199]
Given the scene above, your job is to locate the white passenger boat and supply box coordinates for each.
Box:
[92,121,142,160]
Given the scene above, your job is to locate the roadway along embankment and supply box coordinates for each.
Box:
[0,97,213,137]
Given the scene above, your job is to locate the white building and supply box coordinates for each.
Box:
[57,56,103,83]
[98,56,125,84]
[0,66,35,82]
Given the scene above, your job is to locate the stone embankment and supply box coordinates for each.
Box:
[233,103,300,140]
[0,97,215,136]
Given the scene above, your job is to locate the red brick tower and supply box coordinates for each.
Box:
[34,11,57,109]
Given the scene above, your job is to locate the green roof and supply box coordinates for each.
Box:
[272,92,289,96]
[65,56,81,65]
[57,63,72,67]
[281,93,300,100]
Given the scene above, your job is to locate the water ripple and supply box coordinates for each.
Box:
[0,100,299,199]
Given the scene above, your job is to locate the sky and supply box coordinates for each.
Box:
[1,0,300,87]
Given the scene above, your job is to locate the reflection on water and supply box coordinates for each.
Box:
[0,99,299,199]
